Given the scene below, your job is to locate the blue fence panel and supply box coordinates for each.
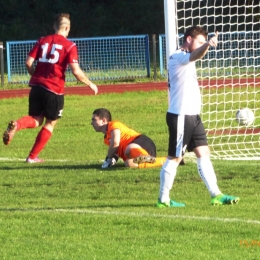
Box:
[159,31,260,77]
[6,40,36,83]
[7,35,150,83]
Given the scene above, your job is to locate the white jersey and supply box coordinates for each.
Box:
[167,49,201,115]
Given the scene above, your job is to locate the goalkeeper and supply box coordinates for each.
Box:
[91,108,174,169]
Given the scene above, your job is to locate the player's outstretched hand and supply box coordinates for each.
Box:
[89,82,98,95]
[101,156,117,169]
[207,31,218,48]
[101,159,111,168]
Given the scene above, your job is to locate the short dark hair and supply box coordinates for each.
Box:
[183,26,208,43]
[93,108,112,122]
[53,13,70,30]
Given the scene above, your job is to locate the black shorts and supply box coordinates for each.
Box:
[167,112,208,157]
[130,135,157,157]
[28,86,64,120]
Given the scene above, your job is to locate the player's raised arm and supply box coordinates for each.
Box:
[190,31,219,62]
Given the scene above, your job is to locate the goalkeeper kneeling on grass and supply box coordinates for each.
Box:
[91,108,182,169]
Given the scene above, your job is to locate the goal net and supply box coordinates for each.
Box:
[164,0,260,160]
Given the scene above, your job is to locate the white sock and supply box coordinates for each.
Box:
[197,156,221,197]
[159,159,179,203]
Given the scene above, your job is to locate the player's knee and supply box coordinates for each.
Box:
[33,116,44,127]
[193,145,210,158]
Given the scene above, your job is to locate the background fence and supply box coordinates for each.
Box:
[6,35,150,84]
[5,31,260,84]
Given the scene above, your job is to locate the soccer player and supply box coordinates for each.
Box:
[156,26,239,207]
[2,13,98,162]
[91,108,168,169]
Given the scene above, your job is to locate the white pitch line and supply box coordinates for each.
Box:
[53,209,260,225]
[0,157,68,162]
[1,208,259,225]
[0,157,109,163]
[0,157,25,161]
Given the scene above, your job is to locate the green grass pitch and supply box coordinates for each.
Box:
[0,91,259,259]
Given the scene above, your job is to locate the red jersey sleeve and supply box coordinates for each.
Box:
[67,44,78,64]
[28,39,42,59]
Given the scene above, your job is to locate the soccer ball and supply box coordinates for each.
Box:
[236,108,255,126]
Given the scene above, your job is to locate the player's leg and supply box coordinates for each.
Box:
[26,89,64,163]
[125,135,165,168]
[2,87,44,145]
[194,145,222,198]
[192,116,239,205]
[136,156,167,168]
[26,118,58,162]
[157,113,186,208]
[128,134,185,167]
[124,143,152,168]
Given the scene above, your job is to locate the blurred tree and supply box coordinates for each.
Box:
[0,0,164,41]
[0,0,258,42]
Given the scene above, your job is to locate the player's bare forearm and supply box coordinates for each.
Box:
[74,70,91,85]
[107,131,120,158]
[107,145,119,158]
[190,42,210,62]
[76,72,98,94]
[25,56,35,76]
[70,63,98,94]
[26,65,35,76]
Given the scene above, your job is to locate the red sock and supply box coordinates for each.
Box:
[29,127,52,159]
[16,116,37,130]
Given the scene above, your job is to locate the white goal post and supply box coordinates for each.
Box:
[164,0,260,160]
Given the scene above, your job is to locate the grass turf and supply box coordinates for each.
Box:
[0,91,259,259]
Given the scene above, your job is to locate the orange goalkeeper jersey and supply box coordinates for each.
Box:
[104,120,141,161]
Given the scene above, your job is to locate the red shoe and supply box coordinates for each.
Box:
[26,157,45,163]
[3,121,17,145]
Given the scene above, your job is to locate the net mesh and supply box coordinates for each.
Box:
[169,0,260,159]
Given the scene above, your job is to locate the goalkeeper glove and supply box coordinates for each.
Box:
[101,155,119,168]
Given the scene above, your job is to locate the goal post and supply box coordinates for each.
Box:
[163,0,260,160]
[163,0,177,62]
